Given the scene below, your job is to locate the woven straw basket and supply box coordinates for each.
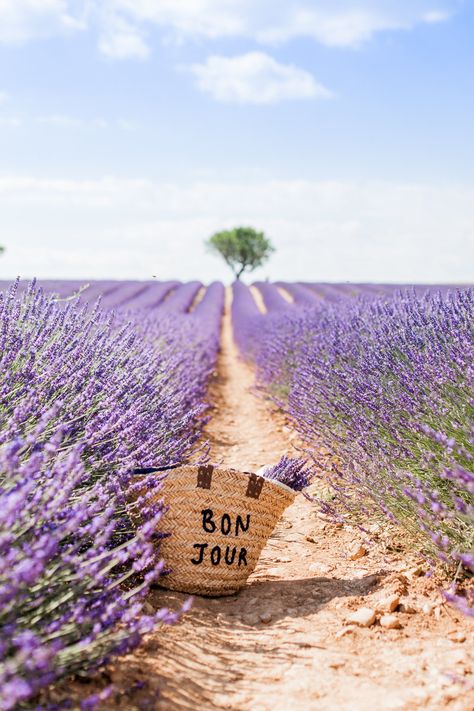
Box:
[142,464,296,597]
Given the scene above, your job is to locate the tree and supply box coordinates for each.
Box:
[206,227,275,280]
[0,246,4,256]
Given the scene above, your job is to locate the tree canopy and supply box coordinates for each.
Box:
[206,227,274,280]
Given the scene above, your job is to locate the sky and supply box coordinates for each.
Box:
[0,0,473,284]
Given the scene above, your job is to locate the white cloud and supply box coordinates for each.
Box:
[98,16,150,59]
[108,1,458,48]
[252,4,456,47]
[109,0,246,40]
[188,52,332,104]
[0,0,84,44]
[0,1,458,53]
[0,175,472,284]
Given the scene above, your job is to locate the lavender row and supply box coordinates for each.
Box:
[252,282,289,312]
[0,278,223,709]
[231,280,262,356]
[253,282,473,310]
[274,282,320,306]
[22,280,205,314]
[232,282,474,614]
[192,281,225,364]
[122,281,179,310]
[157,281,202,314]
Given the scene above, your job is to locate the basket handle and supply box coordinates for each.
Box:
[196,466,266,499]
[245,472,265,499]
[197,464,214,489]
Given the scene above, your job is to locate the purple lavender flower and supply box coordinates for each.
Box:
[232,283,474,615]
[259,456,313,491]
[0,278,224,708]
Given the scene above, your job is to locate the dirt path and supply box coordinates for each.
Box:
[105,299,473,711]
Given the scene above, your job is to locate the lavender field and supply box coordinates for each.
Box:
[0,278,473,710]
[233,281,474,612]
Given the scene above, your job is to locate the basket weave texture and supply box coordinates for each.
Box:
[146,465,295,596]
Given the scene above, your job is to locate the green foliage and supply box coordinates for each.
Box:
[206,227,274,279]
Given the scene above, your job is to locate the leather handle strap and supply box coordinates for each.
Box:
[245,472,265,500]
[197,464,214,489]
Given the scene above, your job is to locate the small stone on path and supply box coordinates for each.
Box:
[407,566,425,579]
[380,614,402,629]
[349,544,367,561]
[399,600,417,614]
[309,562,333,575]
[266,567,284,577]
[335,626,355,639]
[345,608,376,628]
[422,602,436,616]
[367,523,382,535]
[376,594,400,614]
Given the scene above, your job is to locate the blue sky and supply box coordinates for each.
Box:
[0,0,473,283]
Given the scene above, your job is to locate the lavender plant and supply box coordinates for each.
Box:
[231,280,263,356]
[0,429,177,711]
[157,281,202,314]
[275,283,319,306]
[259,456,313,492]
[0,278,223,707]
[252,282,290,312]
[233,283,474,613]
[96,281,150,310]
[121,281,179,311]
[192,281,225,364]
[0,280,213,471]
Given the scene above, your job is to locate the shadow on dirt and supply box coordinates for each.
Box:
[151,569,385,628]
[81,571,384,710]
[92,571,386,710]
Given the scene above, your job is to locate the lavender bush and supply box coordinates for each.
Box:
[95,281,150,310]
[233,283,474,613]
[157,281,202,314]
[0,279,223,707]
[0,280,216,471]
[0,430,177,711]
[231,280,263,356]
[120,281,179,311]
[259,456,313,492]
[252,282,290,312]
[275,282,320,306]
[192,281,225,365]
